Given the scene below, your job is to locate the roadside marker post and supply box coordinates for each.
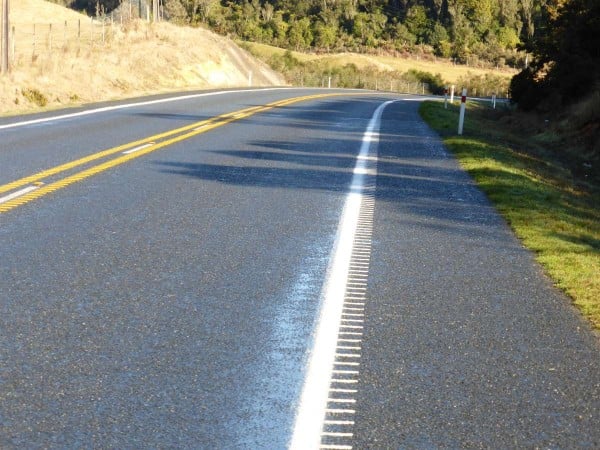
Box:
[450,85,455,104]
[492,93,497,109]
[458,88,467,135]
[444,87,448,109]
[1,0,8,74]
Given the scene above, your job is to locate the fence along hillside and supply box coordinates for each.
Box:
[8,0,157,64]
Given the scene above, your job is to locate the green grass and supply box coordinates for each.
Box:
[420,100,600,329]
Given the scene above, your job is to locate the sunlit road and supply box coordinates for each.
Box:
[1,88,599,448]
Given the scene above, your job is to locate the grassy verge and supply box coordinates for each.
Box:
[420,100,600,329]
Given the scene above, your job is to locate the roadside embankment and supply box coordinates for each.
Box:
[1,0,285,116]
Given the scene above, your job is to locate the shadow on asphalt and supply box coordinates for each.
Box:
[148,98,529,246]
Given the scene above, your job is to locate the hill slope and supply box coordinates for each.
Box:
[0,0,286,115]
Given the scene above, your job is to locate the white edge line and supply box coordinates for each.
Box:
[289,100,393,450]
[0,88,294,131]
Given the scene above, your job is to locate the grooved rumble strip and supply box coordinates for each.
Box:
[319,163,377,450]
[290,100,393,450]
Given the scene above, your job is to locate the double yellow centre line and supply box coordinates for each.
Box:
[0,93,340,214]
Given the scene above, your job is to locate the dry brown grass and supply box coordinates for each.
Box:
[11,0,87,23]
[1,0,285,115]
[246,42,516,86]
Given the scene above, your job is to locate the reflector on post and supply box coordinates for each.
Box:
[458,88,467,135]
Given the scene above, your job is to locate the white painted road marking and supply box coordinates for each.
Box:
[0,185,40,204]
[290,100,394,450]
[0,88,295,131]
[122,143,155,155]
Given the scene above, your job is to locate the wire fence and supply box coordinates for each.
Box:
[286,70,435,94]
[10,19,112,58]
[6,0,161,64]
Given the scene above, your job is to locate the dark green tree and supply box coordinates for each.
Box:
[511,0,600,109]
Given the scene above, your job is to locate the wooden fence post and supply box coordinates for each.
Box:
[1,0,8,73]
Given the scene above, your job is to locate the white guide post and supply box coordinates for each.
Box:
[458,88,467,135]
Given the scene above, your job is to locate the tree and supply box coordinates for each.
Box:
[197,0,218,22]
[351,12,370,43]
[497,0,522,34]
[314,21,338,50]
[392,22,417,48]
[496,26,520,49]
[164,0,189,23]
[288,17,313,49]
[544,0,600,100]
[451,20,475,59]
[405,5,430,43]
[56,0,537,70]
[425,21,449,48]
[267,11,289,46]
[71,0,121,14]
[511,0,600,109]
[520,0,535,40]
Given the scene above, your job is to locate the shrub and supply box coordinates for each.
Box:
[405,69,446,94]
[456,73,510,98]
[21,88,48,107]
[509,68,546,111]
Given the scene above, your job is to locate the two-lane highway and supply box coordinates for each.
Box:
[1,88,599,448]
[1,89,392,447]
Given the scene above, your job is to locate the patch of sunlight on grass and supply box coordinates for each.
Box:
[420,100,600,329]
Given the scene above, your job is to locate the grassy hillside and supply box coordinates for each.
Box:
[243,42,515,95]
[0,1,285,115]
[0,0,516,115]
[12,0,88,22]
[245,42,515,84]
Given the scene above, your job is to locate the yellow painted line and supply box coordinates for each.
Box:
[0,93,347,213]
[0,104,263,196]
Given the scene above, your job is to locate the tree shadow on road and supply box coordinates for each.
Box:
[149,99,522,246]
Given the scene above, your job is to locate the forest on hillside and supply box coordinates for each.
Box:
[53,0,546,69]
[51,0,598,117]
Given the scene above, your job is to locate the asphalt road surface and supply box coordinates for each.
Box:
[1,88,598,448]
